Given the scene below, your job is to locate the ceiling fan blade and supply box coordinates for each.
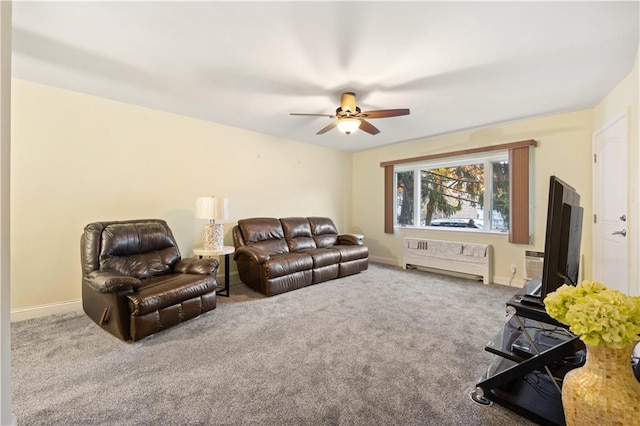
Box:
[361,108,410,119]
[316,121,337,135]
[358,120,380,135]
[290,112,335,117]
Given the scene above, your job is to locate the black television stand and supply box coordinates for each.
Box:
[473,281,586,426]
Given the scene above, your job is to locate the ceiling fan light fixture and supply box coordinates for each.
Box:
[290,91,408,136]
[337,118,360,135]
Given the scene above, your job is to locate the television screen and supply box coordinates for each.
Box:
[539,176,583,300]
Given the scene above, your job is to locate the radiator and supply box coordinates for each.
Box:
[403,237,492,284]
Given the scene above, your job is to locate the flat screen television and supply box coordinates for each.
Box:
[537,175,584,301]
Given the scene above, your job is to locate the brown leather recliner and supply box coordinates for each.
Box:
[232,217,368,296]
[81,219,219,342]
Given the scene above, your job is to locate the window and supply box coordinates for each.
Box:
[395,153,509,232]
[396,170,414,226]
[381,140,535,243]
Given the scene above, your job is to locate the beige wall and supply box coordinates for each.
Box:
[593,43,640,295]
[11,43,639,313]
[352,110,594,287]
[10,79,353,311]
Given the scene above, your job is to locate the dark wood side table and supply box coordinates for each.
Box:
[193,246,235,297]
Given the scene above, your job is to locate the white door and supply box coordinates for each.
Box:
[592,112,629,293]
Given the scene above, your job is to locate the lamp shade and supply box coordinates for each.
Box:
[336,118,360,134]
[195,197,229,221]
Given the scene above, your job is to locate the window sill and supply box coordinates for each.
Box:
[395,225,509,237]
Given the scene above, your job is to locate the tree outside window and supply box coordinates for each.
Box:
[395,154,509,232]
[396,170,414,226]
[491,160,510,231]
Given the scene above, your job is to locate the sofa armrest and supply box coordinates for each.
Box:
[234,246,270,264]
[83,270,142,294]
[174,258,219,275]
[337,233,364,246]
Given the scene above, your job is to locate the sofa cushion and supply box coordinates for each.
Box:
[280,217,317,252]
[265,253,313,279]
[238,218,289,255]
[308,217,338,248]
[332,245,369,262]
[302,248,341,268]
[100,222,180,279]
[127,274,216,316]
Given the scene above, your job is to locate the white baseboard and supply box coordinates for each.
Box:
[228,271,242,286]
[369,256,400,266]
[11,272,243,322]
[493,276,527,288]
[9,269,525,322]
[11,299,83,322]
[370,255,527,288]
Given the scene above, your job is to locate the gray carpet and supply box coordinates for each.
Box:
[12,263,536,425]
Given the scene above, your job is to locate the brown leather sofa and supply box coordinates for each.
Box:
[232,217,368,296]
[81,219,219,342]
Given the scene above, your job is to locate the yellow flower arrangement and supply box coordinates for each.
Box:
[543,280,640,348]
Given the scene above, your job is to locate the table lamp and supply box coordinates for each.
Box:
[196,196,229,250]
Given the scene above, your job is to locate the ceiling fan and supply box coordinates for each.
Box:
[290,92,410,135]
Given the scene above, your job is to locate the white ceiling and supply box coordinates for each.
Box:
[11,1,640,152]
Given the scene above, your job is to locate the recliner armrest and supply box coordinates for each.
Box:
[84,271,142,294]
[234,246,270,264]
[174,258,219,275]
[337,233,364,246]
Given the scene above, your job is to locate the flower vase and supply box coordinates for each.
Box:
[561,344,640,426]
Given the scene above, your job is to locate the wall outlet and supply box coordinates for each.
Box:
[510,264,517,274]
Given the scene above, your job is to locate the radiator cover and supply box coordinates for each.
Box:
[402,237,492,284]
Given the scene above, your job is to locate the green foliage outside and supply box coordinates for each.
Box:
[396,171,414,225]
[396,161,510,230]
[421,165,483,226]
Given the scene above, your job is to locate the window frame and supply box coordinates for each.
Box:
[394,151,509,233]
[381,139,536,244]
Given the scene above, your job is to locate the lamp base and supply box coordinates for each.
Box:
[203,223,224,251]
